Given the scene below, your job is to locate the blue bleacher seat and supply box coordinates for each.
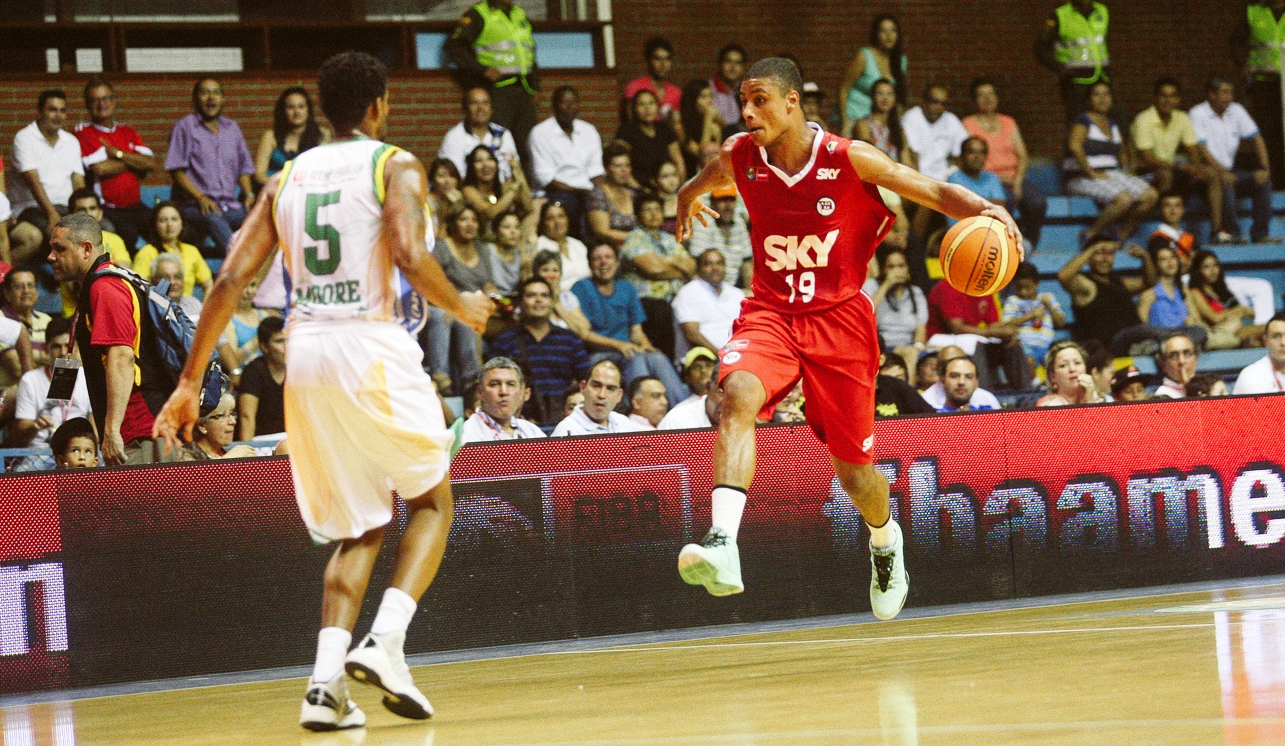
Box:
[1130,348,1263,376]
[1025,161,1062,201]
[139,186,171,207]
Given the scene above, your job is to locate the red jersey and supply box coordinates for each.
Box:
[730,124,893,315]
[74,122,152,208]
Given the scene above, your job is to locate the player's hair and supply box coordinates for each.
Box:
[969,76,997,100]
[869,14,906,102]
[69,186,101,208]
[257,316,285,348]
[50,417,97,458]
[460,85,490,109]
[82,76,113,103]
[603,140,632,169]
[962,135,988,155]
[644,36,673,60]
[1044,340,1087,382]
[150,252,184,280]
[743,57,802,97]
[38,88,66,111]
[54,213,102,250]
[482,356,525,388]
[515,276,551,302]
[317,51,387,134]
[628,376,663,404]
[190,77,221,109]
[45,315,73,341]
[718,43,747,64]
[1153,76,1182,96]
[1,266,37,294]
[1208,75,1234,94]
[273,86,323,155]
[587,357,623,384]
[1013,261,1039,284]
[633,190,663,214]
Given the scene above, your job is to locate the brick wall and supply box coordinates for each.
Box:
[0,70,620,187]
[612,0,1247,159]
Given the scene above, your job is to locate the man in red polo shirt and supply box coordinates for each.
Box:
[74,77,156,254]
[925,279,1027,391]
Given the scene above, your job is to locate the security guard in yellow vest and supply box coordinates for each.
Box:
[1233,0,1285,187]
[444,0,539,166]
[1035,0,1112,121]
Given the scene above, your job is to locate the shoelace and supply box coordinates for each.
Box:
[699,529,729,548]
[872,552,894,592]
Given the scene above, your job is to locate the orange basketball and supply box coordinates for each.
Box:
[939,216,1019,297]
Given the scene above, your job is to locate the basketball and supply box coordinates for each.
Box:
[939,216,1019,297]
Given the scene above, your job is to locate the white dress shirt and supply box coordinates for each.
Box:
[437,121,519,182]
[551,405,646,436]
[15,366,93,451]
[900,107,969,181]
[9,121,85,213]
[658,395,713,430]
[1233,355,1285,395]
[672,278,746,352]
[460,410,546,443]
[528,117,604,192]
[1189,101,1260,170]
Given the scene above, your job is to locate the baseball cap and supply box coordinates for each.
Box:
[1111,366,1156,395]
[802,81,823,98]
[683,347,717,369]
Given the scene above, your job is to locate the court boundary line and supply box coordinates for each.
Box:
[4,572,1283,707]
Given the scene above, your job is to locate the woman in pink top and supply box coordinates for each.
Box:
[962,77,1046,249]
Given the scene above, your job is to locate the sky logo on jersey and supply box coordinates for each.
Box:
[763,230,840,271]
[816,168,841,180]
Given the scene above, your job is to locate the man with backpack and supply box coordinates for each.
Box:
[49,213,188,464]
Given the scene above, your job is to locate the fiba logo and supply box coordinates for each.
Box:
[816,197,836,216]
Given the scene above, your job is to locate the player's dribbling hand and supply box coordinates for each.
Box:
[153,384,201,452]
[458,290,495,336]
[676,197,720,243]
[979,203,1024,260]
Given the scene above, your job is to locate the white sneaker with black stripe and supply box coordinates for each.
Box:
[869,520,909,620]
[345,631,433,720]
[300,672,366,731]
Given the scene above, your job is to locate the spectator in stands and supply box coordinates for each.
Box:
[552,358,645,435]
[75,78,156,252]
[50,214,172,464]
[654,161,682,234]
[254,86,327,188]
[11,317,90,471]
[1135,244,1208,349]
[427,158,464,238]
[1035,0,1113,120]
[963,77,1047,249]
[855,79,910,166]
[534,201,590,288]
[236,316,285,440]
[491,213,529,296]
[616,90,685,186]
[880,356,908,381]
[710,44,748,126]
[69,188,130,263]
[529,86,603,238]
[586,142,638,247]
[2,268,50,364]
[1190,76,1279,244]
[427,203,495,390]
[915,349,940,394]
[572,242,689,406]
[627,376,667,430]
[562,383,584,420]
[438,86,520,186]
[1035,340,1103,406]
[9,89,85,266]
[165,77,255,258]
[1058,237,1158,354]
[801,82,828,129]
[1153,331,1200,398]
[1232,2,1285,187]
[461,357,546,442]
[0,306,33,406]
[946,137,1007,224]
[673,248,745,357]
[182,392,259,460]
[684,186,752,288]
[864,245,927,383]
[444,0,539,162]
[1002,262,1065,385]
[531,248,595,337]
[1146,192,1197,270]
[1185,373,1228,397]
[622,191,693,358]
[461,145,536,240]
[1187,249,1261,350]
[838,14,907,138]
[625,37,682,120]
[1233,311,1285,393]
[937,356,994,412]
[1130,78,1226,241]
[489,277,589,426]
[50,417,98,469]
[1064,81,1158,243]
[678,80,726,176]
[132,201,212,298]
[1083,340,1116,401]
[220,277,274,372]
[151,253,203,323]
[659,359,725,429]
[680,347,716,403]
[902,84,969,237]
[920,345,1002,410]
[926,277,1026,391]
[1111,366,1153,401]
[876,351,935,417]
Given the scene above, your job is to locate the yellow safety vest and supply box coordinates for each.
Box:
[1054,2,1110,85]
[1248,3,1285,74]
[472,1,535,90]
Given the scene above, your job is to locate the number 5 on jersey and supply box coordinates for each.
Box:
[304,190,342,275]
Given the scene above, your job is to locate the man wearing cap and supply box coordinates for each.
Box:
[684,186,752,287]
[680,347,716,404]
[660,359,726,430]
[673,248,746,358]
[1112,366,1153,401]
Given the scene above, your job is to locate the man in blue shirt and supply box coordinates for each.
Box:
[489,277,588,426]
[946,137,1009,228]
[571,243,689,406]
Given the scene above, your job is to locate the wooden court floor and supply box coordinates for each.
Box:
[5,580,1285,745]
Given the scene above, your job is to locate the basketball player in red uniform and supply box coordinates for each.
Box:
[675,58,1022,619]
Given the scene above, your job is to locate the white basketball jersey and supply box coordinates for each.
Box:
[273,137,428,328]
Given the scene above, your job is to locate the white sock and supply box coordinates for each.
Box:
[868,517,897,550]
[370,587,418,636]
[312,627,351,683]
[711,486,747,542]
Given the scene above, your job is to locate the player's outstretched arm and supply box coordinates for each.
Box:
[154,174,282,447]
[675,135,740,242]
[848,140,1024,254]
[384,151,494,335]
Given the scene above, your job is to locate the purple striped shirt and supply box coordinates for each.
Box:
[164,113,254,210]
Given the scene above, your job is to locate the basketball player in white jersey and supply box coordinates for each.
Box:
[154,52,493,731]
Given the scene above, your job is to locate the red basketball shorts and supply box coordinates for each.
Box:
[717,293,879,464]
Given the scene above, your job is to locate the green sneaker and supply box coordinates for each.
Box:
[678,528,743,596]
[869,520,909,620]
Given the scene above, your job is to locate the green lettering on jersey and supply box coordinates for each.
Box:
[304,189,343,275]
[295,280,363,306]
